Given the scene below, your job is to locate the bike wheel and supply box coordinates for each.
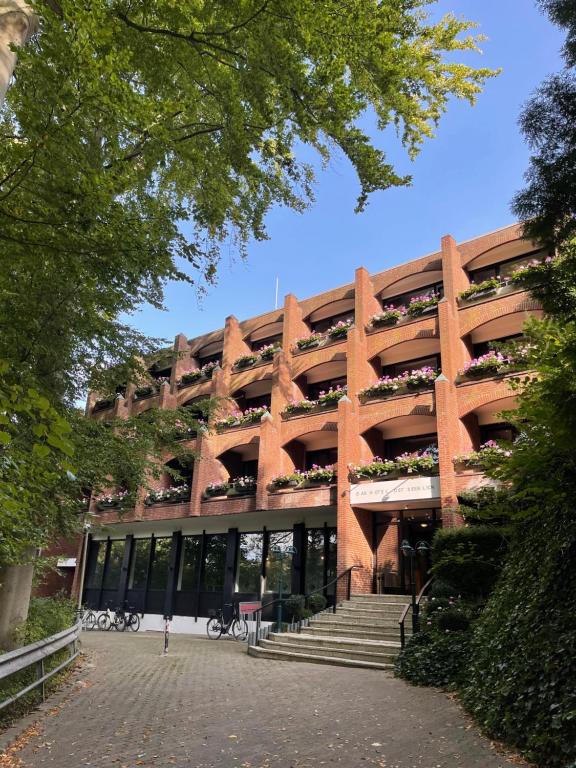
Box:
[129,614,140,632]
[98,613,111,631]
[114,616,126,632]
[84,612,97,631]
[206,617,223,640]
[232,618,248,642]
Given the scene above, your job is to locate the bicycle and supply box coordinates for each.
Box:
[122,605,141,632]
[76,605,97,631]
[97,604,126,631]
[206,603,248,641]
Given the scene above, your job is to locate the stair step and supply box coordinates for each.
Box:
[259,638,399,663]
[301,626,404,641]
[349,595,410,605]
[343,601,409,612]
[248,645,394,671]
[323,613,402,627]
[268,632,400,652]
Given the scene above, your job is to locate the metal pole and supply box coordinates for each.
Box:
[276,553,283,632]
[77,525,91,610]
[410,556,418,634]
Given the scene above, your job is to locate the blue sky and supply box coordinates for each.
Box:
[130,0,564,344]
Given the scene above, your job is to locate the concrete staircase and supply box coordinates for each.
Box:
[248,594,410,670]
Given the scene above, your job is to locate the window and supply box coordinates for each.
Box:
[304,528,338,596]
[178,536,201,592]
[237,533,263,594]
[479,423,518,444]
[102,540,125,590]
[265,531,293,594]
[381,355,440,379]
[311,312,355,334]
[198,352,222,367]
[240,459,258,478]
[384,434,438,461]
[307,376,347,401]
[472,334,524,359]
[305,448,337,470]
[244,393,272,410]
[384,283,443,309]
[86,542,106,589]
[251,334,282,352]
[129,539,151,590]
[469,250,548,283]
[149,538,171,590]
[202,534,227,592]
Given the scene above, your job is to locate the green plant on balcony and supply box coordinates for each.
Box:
[326,318,354,340]
[406,293,440,317]
[283,398,318,416]
[180,369,203,386]
[227,475,257,495]
[201,361,219,379]
[359,376,401,399]
[258,343,282,360]
[395,448,438,475]
[461,351,510,379]
[348,457,395,480]
[295,332,324,351]
[302,464,336,484]
[453,440,512,469]
[145,485,190,505]
[96,490,129,510]
[93,396,116,412]
[204,481,230,498]
[317,384,347,407]
[234,353,258,369]
[458,277,501,302]
[403,366,438,389]
[214,405,269,430]
[508,256,553,285]
[368,306,406,328]
[269,473,300,489]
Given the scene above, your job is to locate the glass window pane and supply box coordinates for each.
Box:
[86,541,106,589]
[129,539,151,590]
[265,531,293,594]
[179,536,201,591]
[305,530,325,594]
[237,533,263,594]
[327,530,337,596]
[202,534,227,592]
[103,540,125,590]
[500,254,540,279]
[149,538,171,590]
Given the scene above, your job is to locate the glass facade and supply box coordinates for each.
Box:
[178,535,201,591]
[265,531,293,594]
[305,528,337,595]
[149,538,171,590]
[129,539,151,590]
[202,534,227,592]
[102,540,124,590]
[236,533,263,594]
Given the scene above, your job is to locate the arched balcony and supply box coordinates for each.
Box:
[293,359,347,403]
[246,320,284,353]
[360,414,438,465]
[282,429,338,474]
[145,456,194,507]
[231,378,272,413]
[370,336,441,380]
[216,440,260,484]
[305,296,355,335]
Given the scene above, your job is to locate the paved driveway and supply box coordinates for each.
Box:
[4,632,526,767]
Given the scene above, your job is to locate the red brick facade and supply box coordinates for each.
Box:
[79,223,542,602]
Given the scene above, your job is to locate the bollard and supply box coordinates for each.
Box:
[161,615,172,656]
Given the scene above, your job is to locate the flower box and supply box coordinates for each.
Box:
[283,399,317,416]
[214,405,269,430]
[326,320,354,340]
[368,307,405,329]
[406,294,440,318]
[458,278,501,303]
[93,397,115,412]
[349,448,438,481]
[145,486,190,505]
[295,333,324,351]
[179,370,202,386]
[204,482,230,498]
[317,385,347,407]
[134,385,157,399]
[269,475,300,490]
[227,476,257,496]
[234,354,258,369]
[96,500,120,511]
[257,343,281,360]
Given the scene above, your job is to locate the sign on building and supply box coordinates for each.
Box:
[350,476,441,506]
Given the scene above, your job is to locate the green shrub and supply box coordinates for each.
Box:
[306,594,327,614]
[395,630,471,689]
[436,608,470,632]
[431,526,508,597]
[284,594,305,621]
[429,580,458,599]
[461,509,576,767]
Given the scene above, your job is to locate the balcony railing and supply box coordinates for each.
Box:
[359,368,438,402]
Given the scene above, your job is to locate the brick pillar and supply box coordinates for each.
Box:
[112,394,129,419]
[256,412,278,509]
[271,349,294,420]
[158,380,177,410]
[282,293,308,363]
[346,327,371,401]
[437,236,474,528]
[222,315,249,371]
[336,396,373,597]
[355,266,381,329]
[85,391,97,417]
[170,333,191,393]
[190,432,223,514]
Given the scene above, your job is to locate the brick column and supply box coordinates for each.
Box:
[158,380,177,410]
[336,396,373,596]
[270,349,294,420]
[282,293,308,363]
[256,412,278,509]
[222,315,249,372]
[190,431,224,515]
[355,266,381,329]
[170,333,191,393]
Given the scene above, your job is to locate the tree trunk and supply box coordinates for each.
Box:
[0,562,35,649]
[0,0,37,105]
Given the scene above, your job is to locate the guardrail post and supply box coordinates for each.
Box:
[37,659,45,701]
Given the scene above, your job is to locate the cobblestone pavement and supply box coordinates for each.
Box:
[8,632,525,768]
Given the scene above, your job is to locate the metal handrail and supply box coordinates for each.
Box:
[247,565,361,647]
[399,577,434,649]
[0,621,81,711]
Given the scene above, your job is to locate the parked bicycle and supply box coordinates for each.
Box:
[206,603,248,641]
[76,605,97,631]
[97,603,142,632]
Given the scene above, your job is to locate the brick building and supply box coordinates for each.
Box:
[75,223,544,632]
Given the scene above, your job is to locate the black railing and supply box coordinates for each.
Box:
[399,577,434,648]
[247,565,361,649]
